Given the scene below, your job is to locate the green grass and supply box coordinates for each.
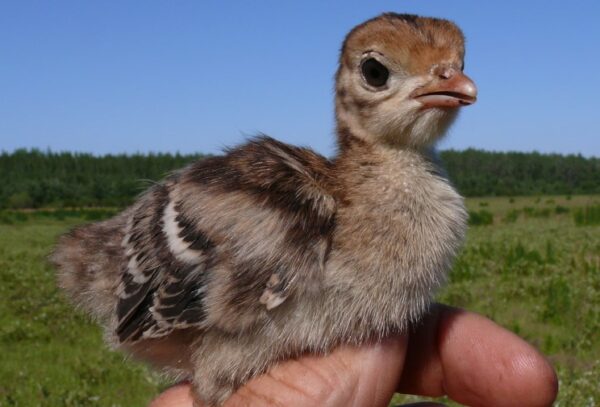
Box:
[574,204,600,226]
[1,196,599,406]
[0,217,165,406]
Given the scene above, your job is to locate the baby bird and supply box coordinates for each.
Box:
[52,13,477,406]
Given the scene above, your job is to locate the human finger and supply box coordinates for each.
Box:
[226,336,408,407]
[151,336,408,407]
[398,304,558,407]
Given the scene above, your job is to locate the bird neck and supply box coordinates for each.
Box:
[332,121,440,198]
[334,115,433,161]
[334,97,437,155]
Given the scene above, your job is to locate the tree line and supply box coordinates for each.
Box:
[0,148,598,209]
[440,149,599,197]
[0,149,205,209]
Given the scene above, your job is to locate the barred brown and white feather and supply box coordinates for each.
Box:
[115,183,215,342]
[111,136,336,341]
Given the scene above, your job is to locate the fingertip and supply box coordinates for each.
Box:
[438,306,558,407]
[540,360,559,405]
[512,351,558,407]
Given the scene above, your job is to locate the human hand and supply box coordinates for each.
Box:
[150,304,558,407]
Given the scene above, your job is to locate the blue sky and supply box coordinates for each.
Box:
[1,1,599,157]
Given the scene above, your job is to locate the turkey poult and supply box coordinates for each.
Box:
[52,13,477,406]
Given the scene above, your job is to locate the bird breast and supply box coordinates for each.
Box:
[323,148,467,334]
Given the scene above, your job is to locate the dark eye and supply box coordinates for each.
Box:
[361,58,389,88]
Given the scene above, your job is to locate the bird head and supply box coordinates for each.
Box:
[335,13,477,150]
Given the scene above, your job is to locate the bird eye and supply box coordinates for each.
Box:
[361,58,389,88]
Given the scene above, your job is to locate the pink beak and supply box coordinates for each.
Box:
[411,69,478,109]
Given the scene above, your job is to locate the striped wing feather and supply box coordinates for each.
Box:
[115,136,336,343]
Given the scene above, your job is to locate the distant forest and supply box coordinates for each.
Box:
[0,148,598,209]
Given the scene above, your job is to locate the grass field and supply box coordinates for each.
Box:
[1,196,599,406]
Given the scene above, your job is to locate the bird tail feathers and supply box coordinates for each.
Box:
[50,216,127,325]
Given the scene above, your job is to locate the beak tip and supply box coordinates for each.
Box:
[456,73,478,100]
[465,83,478,100]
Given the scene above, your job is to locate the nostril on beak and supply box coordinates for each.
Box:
[438,67,456,80]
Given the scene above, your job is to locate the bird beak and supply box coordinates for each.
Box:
[411,71,477,109]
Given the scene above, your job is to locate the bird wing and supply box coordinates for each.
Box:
[115,136,336,342]
[115,183,212,342]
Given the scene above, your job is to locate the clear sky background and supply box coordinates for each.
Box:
[1,1,599,157]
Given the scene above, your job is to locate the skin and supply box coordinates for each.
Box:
[150,304,558,407]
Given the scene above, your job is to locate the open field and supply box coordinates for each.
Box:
[1,195,599,406]
[394,195,600,407]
